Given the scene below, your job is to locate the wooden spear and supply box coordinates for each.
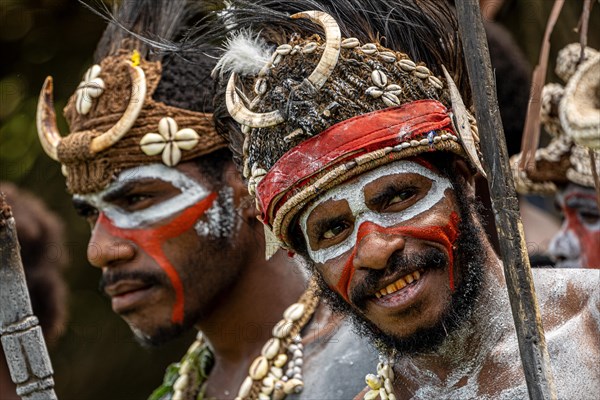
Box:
[454,1,557,399]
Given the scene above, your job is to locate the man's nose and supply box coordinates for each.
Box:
[548,226,581,263]
[353,227,406,271]
[87,215,136,268]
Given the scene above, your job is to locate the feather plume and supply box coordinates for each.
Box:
[212,30,272,79]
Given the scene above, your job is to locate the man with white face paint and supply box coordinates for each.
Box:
[36,1,375,399]
[513,43,600,269]
[214,0,600,397]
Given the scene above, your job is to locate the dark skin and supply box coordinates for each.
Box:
[75,161,307,397]
[303,161,473,341]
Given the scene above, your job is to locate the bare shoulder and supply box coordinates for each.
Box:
[532,268,599,329]
[532,269,600,399]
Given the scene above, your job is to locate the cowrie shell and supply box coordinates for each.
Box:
[302,42,318,54]
[371,70,388,88]
[398,59,416,71]
[341,37,360,48]
[276,44,293,55]
[366,86,384,98]
[283,303,305,321]
[361,43,378,54]
[414,65,431,79]
[249,356,269,380]
[379,51,397,63]
[382,92,400,107]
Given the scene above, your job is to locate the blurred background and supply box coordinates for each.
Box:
[0,0,598,399]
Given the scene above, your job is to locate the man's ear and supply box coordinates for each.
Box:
[452,158,477,197]
[223,162,259,221]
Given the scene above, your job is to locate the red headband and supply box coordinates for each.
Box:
[256,99,454,224]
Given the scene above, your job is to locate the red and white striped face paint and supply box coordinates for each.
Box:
[75,164,219,325]
[550,184,600,269]
[300,160,459,302]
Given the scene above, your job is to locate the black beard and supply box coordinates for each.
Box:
[306,184,486,357]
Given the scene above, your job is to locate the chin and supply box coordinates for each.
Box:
[129,322,186,347]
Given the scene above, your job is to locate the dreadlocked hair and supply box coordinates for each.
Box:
[209,0,470,175]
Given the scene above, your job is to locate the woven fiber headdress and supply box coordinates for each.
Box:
[511,43,600,195]
[36,1,226,194]
[215,2,486,251]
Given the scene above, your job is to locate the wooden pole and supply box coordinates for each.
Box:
[454,1,557,399]
[0,193,58,400]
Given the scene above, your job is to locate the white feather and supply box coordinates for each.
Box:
[213,30,272,79]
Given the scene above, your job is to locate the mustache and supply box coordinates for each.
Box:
[350,247,448,308]
[99,270,165,294]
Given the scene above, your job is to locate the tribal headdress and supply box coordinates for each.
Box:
[512,43,600,195]
[213,0,485,252]
[36,0,226,194]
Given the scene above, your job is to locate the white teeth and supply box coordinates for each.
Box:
[375,269,423,298]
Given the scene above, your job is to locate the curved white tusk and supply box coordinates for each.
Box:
[36,76,61,161]
[89,63,146,153]
[442,65,487,178]
[226,72,285,128]
[291,10,341,90]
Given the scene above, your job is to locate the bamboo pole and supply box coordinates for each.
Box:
[454,1,557,399]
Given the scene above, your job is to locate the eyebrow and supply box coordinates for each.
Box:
[102,181,139,203]
[367,182,414,209]
[565,195,599,210]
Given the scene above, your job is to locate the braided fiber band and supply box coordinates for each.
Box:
[254,100,466,247]
[50,51,227,194]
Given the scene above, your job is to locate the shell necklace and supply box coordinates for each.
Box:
[150,278,320,400]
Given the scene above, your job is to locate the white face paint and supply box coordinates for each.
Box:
[299,160,452,264]
[194,186,240,239]
[74,164,211,230]
[549,184,600,268]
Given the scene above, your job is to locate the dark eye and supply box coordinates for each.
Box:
[74,202,98,219]
[385,188,416,209]
[125,194,151,206]
[319,220,352,242]
[323,223,347,239]
[579,210,600,225]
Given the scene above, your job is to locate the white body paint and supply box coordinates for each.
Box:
[74,164,210,229]
[299,161,452,264]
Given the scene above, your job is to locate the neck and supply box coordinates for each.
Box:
[195,249,307,364]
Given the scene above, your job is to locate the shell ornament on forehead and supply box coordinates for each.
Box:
[220,10,485,254]
[36,49,227,195]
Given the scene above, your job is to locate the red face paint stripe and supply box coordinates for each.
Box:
[335,212,460,302]
[97,192,218,324]
[563,193,600,269]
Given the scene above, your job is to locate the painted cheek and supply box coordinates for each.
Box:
[97,192,217,324]
[564,211,600,269]
[335,212,460,302]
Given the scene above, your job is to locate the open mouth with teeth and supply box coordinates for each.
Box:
[374,269,424,299]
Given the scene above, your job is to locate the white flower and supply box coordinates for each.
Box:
[140,117,200,166]
[75,65,105,115]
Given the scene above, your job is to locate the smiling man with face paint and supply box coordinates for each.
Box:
[35,1,377,399]
[214,0,600,398]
